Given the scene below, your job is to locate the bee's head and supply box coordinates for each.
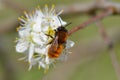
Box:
[57,26,67,32]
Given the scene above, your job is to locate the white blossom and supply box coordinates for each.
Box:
[16,5,74,71]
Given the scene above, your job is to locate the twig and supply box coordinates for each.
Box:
[1,0,120,34]
[96,21,120,80]
[57,0,120,15]
[68,8,113,35]
[2,0,120,15]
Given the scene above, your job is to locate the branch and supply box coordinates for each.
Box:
[57,0,120,15]
[1,0,120,34]
[2,0,120,15]
[96,21,120,80]
[68,8,113,35]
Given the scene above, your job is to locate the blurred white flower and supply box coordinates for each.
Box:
[16,5,74,71]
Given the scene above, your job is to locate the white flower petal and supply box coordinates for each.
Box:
[41,19,50,32]
[50,16,67,29]
[36,10,44,17]
[35,46,46,54]
[32,23,41,32]
[32,16,42,32]
[18,27,30,38]
[16,40,29,53]
[32,32,48,45]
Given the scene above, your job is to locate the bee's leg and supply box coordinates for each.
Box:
[47,40,53,45]
[45,34,54,39]
[45,34,54,45]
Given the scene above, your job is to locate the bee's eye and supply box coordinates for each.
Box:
[57,27,61,31]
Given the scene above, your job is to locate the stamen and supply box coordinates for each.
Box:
[57,10,64,16]
[18,17,21,21]
[37,5,40,9]
[50,4,55,14]
[23,11,27,16]
[16,26,21,31]
[38,65,41,70]
[44,65,49,73]
[16,27,19,31]
[30,22,35,28]
[44,4,49,16]
[32,10,35,15]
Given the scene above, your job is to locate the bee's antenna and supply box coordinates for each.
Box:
[64,22,72,27]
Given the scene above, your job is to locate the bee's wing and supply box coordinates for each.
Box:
[65,40,75,49]
[50,36,58,51]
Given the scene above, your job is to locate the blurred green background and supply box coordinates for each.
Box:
[0,0,120,80]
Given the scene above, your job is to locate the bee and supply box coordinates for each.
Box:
[48,17,71,58]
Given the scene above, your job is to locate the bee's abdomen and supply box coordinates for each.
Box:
[48,44,64,58]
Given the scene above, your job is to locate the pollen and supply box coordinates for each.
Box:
[37,5,40,9]
[38,65,41,70]
[16,26,21,31]
[29,13,33,17]
[14,39,18,43]
[18,17,21,21]
[37,5,41,11]
[15,37,18,40]
[44,66,49,73]
[32,11,35,15]
[30,22,35,28]
[45,4,48,8]
[48,27,55,35]
[21,16,26,20]
[52,4,55,8]
[23,11,27,15]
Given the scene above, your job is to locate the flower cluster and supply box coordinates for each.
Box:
[16,5,74,71]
